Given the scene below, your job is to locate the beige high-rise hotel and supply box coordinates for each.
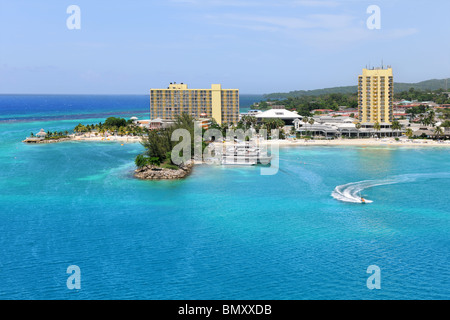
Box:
[150,83,239,125]
[358,67,394,124]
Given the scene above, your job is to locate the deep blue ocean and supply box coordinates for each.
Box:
[0,94,449,300]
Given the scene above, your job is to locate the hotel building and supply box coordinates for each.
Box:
[150,83,239,125]
[358,67,394,124]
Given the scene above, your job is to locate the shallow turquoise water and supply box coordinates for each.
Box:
[0,100,449,299]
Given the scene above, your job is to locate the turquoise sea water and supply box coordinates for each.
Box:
[0,95,449,299]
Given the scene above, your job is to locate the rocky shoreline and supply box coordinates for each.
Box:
[23,137,72,144]
[134,162,194,180]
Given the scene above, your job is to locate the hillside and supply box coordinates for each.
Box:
[264,78,450,99]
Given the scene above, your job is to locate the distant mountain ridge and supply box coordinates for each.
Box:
[264,78,450,99]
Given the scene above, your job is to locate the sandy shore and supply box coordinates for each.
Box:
[260,138,450,147]
[71,135,450,147]
[72,135,142,143]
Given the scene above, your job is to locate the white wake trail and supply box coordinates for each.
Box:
[331,173,450,204]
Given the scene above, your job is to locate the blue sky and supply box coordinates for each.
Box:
[0,0,449,94]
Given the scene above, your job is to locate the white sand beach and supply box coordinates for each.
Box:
[261,138,450,147]
[72,134,450,147]
[71,135,142,143]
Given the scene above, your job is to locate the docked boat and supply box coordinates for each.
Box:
[221,144,272,166]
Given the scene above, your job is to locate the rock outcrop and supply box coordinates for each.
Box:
[23,138,72,144]
[134,162,194,180]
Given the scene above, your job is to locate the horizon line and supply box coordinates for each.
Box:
[1,77,448,97]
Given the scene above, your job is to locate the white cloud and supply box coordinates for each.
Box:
[169,0,262,7]
[169,0,341,8]
[290,0,341,8]
[206,13,355,31]
[383,28,418,39]
[204,12,419,51]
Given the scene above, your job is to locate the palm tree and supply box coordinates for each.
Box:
[419,114,428,126]
[405,128,413,139]
[290,126,296,137]
[373,122,381,138]
[391,120,402,137]
[74,123,87,134]
[355,122,361,139]
[434,126,444,140]
[241,115,256,130]
[302,117,309,128]
[427,110,436,127]
[308,118,315,137]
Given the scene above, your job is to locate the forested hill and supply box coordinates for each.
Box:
[264,79,449,99]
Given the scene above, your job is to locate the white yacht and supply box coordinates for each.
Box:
[221,143,272,166]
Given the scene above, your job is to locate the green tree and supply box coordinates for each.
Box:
[263,118,285,132]
[391,120,402,136]
[427,110,436,127]
[105,117,127,128]
[74,123,87,133]
[405,128,414,139]
[149,157,161,166]
[139,113,202,167]
[302,116,309,127]
[373,122,381,138]
[434,126,444,140]
[355,122,361,138]
[135,154,148,168]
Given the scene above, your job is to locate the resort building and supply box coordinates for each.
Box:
[358,67,394,124]
[294,116,403,138]
[135,118,174,130]
[150,83,239,125]
[255,108,301,125]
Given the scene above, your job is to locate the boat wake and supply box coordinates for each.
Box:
[332,173,450,204]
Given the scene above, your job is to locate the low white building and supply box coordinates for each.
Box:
[255,108,301,125]
[294,118,403,138]
[36,129,47,139]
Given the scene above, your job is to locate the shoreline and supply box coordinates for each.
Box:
[216,138,450,148]
[72,135,142,143]
[260,138,450,147]
[29,135,450,147]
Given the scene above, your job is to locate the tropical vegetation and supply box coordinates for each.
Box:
[255,88,450,118]
[264,79,450,99]
[136,113,207,169]
[73,117,145,137]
